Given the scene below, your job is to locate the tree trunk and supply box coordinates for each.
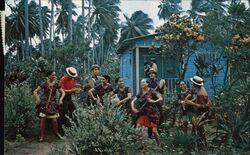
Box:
[68,0,73,43]
[88,0,91,39]
[53,17,56,49]
[82,0,85,39]
[38,0,45,56]
[24,0,29,59]
[101,32,104,65]
[21,33,25,60]
[49,0,54,55]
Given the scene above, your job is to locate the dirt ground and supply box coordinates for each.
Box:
[4,122,65,155]
[5,132,64,155]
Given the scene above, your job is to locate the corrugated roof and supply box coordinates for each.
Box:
[116,33,158,54]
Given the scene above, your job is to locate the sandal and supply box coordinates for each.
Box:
[56,133,65,140]
[39,137,44,142]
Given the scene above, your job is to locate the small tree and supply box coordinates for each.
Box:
[155,14,205,80]
[4,82,36,139]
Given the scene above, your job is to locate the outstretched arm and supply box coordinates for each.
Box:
[118,93,132,106]
[59,88,65,104]
[131,97,139,113]
[147,93,163,104]
[88,88,97,101]
[33,86,41,104]
[185,100,210,109]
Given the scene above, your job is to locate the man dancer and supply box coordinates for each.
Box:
[84,64,102,106]
[59,67,81,134]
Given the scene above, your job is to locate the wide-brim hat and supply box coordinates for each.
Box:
[190,76,203,86]
[91,64,100,71]
[151,58,156,62]
[66,67,78,78]
[148,68,157,74]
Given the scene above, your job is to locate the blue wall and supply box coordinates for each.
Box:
[119,39,226,97]
[184,43,226,96]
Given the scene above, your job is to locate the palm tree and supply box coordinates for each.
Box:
[6,0,50,59]
[24,0,29,58]
[90,0,121,63]
[82,0,85,39]
[68,0,73,43]
[38,0,44,56]
[48,0,54,55]
[157,0,182,21]
[55,0,77,44]
[119,10,154,43]
[188,0,228,23]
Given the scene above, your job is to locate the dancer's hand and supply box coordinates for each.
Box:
[59,99,63,105]
[74,87,82,93]
[131,106,139,114]
[35,98,40,105]
[147,98,155,104]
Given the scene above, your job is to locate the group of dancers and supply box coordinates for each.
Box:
[33,59,211,147]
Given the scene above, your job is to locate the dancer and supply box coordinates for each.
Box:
[59,67,81,133]
[185,76,211,147]
[150,58,158,73]
[33,71,65,142]
[177,81,193,132]
[88,75,113,106]
[131,79,163,146]
[147,68,165,138]
[84,64,102,106]
[110,77,132,113]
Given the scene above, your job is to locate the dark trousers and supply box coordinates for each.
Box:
[58,94,76,135]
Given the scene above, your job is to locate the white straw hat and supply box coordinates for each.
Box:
[66,67,78,78]
[190,76,204,86]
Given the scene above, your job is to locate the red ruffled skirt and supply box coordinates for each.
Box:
[137,115,157,128]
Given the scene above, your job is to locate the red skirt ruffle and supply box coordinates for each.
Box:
[137,115,157,128]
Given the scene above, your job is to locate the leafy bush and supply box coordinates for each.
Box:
[60,101,145,154]
[4,82,36,139]
[159,126,197,154]
[48,143,68,155]
[210,82,250,149]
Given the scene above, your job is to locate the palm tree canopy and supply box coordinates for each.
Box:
[188,0,228,23]
[91,0,121,41]
[157,0,182,21]
[119,10,154,43]
[6,0,50,46]
[55,0,77,37]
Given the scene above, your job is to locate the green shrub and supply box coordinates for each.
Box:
[48,143,68,155]
[160,126,197,154]
[63,103,144,154]
[4,82,36,139]
[210,82,250,149]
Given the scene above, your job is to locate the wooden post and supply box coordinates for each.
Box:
[136,47,139,94]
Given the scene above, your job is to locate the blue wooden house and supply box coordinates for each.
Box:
[116,34,226,96]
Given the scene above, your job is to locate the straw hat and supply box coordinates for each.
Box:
[151,58,156,62]
[190,76,203,86]
[91,64,100,71]
[148,68,157,75]
[66,67,78,78]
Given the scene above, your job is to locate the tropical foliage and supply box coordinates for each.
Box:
[157,0,182,21]
[119,10,154,42]
[4,0,250,154]
[155,14,205,79]
[4,82,36,139]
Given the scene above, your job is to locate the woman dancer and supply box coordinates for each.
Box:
[33,71,65,142]
[131,79,163,146]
